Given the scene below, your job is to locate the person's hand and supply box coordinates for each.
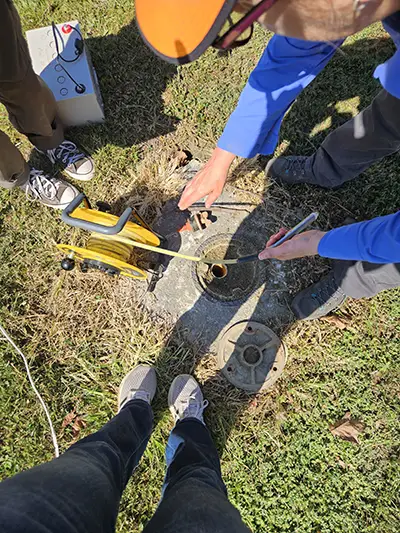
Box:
[258,228,326,261]
[178,147,235,210]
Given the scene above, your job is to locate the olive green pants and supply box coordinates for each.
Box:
[0,0,64,189]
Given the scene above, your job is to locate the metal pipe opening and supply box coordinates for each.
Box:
[210,263,228,279]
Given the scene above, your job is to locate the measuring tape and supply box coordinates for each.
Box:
[100,234,256,264]
[101,212,319,265]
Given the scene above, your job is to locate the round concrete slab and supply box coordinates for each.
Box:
[192,234,261,305]
[146,186,296,352]
[218,321,286,392]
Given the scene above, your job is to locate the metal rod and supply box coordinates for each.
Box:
[270,212,319,248]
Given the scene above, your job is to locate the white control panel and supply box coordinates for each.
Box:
[26,21,104,127]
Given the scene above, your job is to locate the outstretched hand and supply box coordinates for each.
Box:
[258,228,326,261]
[178,147,235,210]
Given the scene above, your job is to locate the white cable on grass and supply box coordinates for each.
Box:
[0,324,60,458]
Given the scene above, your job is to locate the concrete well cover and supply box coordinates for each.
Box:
[192,234,261,304]
[143,185,309,352]
[218,320,287,392]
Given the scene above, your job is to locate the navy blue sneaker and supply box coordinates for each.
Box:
[291,272,347,320]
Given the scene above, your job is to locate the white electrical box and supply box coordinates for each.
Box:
[26,21,104,127]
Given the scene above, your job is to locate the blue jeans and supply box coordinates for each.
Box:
[0,400,249,533]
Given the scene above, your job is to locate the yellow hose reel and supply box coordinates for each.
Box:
[57,193,161,280]
[57,195,319,282]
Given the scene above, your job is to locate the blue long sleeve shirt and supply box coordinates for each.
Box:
[318,212,400,263]
[218,15,400,264]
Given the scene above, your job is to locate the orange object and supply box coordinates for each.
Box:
[178,220,194,233]
[136,0,236,64]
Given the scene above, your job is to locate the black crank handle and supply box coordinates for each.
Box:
[61,193,133,235]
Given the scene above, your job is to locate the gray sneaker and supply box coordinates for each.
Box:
[21,168,79,209]
[266,156,319,185]
[118,365,157,410]
[168,375,209,423]
[44,140,94,181]
[291,271,347,320]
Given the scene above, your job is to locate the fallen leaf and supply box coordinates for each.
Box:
[375,419,386,429]
[329,412,365,444]
[249,398,258,410]
[71,416,87,438]
[62,409,76,429]
[335,456,353,469]
[371,371,382,385]
[321,315,356,332]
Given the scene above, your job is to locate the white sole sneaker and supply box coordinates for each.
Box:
[168,374,208,423]
[21,170,80,210]
[38,142,95,182]
[63,166,95,182]
[118,365,157,411]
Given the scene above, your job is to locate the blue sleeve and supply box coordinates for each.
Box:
[374,13,400,98]
[318,212,400,264]
[217,35,344,158]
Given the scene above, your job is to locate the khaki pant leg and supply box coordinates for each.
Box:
[0,0,64,153]
[0,129,29,188]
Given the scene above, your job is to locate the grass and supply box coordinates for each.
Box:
[1,1,399,532]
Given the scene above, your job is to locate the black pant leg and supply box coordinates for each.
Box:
[310,89,400,188]
[0,400,153,533]
[143,419,250,533]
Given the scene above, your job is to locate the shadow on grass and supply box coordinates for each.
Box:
[229,36,395,169]
[61,20,179,151]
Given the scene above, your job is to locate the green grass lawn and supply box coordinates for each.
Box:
[1,2,399,532]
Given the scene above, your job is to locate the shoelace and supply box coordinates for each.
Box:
[176,395,209,420]
[50,141,85,166]
[119,389,151,412]
[129,389,151,403]
[26,170,58,202]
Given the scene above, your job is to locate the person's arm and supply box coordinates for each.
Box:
[318,212,400,263]
[217,35,344,159]
[259,212,400,264]
[373,14,400,98]
[179,35,343,210]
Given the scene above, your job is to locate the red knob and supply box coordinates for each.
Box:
[62,24,73,34]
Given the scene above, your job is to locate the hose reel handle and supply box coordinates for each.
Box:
[61,193,133,235]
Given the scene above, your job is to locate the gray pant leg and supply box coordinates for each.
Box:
[333,260,400,298]
[310,89,400,187]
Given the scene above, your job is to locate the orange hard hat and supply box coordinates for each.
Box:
[136,0,237,64]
